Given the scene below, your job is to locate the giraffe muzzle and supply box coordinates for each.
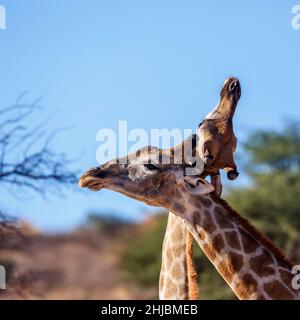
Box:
[222,77,241,101]
[79,167,105,191]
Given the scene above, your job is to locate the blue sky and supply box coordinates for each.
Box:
[0,1,299,231]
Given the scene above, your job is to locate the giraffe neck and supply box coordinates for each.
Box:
[215,100,236,120]
[173,195,300,300]
[159,211,198,300]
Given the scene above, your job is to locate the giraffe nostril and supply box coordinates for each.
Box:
[227,170,239,180]
[229,81,237,91]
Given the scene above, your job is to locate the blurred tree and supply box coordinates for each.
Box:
[121,214,167,288]
[84,212,130,235]
[0,94,77,199]
[0,92,78,249]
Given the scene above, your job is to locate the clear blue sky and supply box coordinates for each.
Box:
[0,1,299,232]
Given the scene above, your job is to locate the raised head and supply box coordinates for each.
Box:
[198,77,241,180]
[219,77,241,113]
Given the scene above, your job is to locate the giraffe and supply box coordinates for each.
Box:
[160,76,241,299]
[198,76,240,183]
[159,211,198,300]
[79,140,300,300]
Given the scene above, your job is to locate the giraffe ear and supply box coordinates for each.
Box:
[184,177,215,195]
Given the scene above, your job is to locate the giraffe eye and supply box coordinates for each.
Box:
[186,161,196,168]
[144,164,159,171]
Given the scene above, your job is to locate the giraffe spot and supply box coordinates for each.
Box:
[264,280,294,300]
[212,234,225,253]
[192,210,201,227]
[171,263,182,279]
[225,231,241,250]
[159,273,165,289]
[249,249,275,277]
[173,202,186,213]
[189,195,203,209]
[201,197,213,208]
[228,252,244,273]
[189,195,213,209]
[171,238,187,258]
[279,269,296,292]
[235,273,258,299]
[171,225,184,239]
[202,243,216,261]
[159,179,166,188]
[163,280,177,299]
[165,249,173,268]
[214,206,234,229]
[218,252,244,284]
[202,210,217,233]
[178,284,188,297]
[175,189,183,199]
[239,227,260,253]
[198,228,206,241]
[170,244,182,258]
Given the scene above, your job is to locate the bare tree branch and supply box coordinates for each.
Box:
[0,94,78,198]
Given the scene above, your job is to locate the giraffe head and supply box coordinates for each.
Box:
[198,77,241,180]
[79,139,214,213]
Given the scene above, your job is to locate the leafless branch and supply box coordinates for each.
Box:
[0,94,78,197]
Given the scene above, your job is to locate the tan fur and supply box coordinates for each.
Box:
[186,231,199,300]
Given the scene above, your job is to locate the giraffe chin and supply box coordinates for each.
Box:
[87,183,104,191]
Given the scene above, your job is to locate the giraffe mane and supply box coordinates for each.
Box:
[212,195,294,269]
[186,231,199,300]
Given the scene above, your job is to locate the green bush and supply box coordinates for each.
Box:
[121,214,167,287]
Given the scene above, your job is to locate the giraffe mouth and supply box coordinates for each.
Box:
[78,171,104,191]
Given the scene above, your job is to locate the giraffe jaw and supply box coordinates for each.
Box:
[79,172,161,207]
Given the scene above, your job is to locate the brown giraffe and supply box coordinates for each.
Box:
[79,141,300,300]
[198,76,240,183]
[160,77,241,299]
[159,211,198,300]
